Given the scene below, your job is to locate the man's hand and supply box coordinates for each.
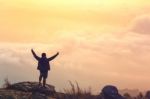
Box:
[31,49,40,60]
[48,52,59,61]
[57,52,59,55]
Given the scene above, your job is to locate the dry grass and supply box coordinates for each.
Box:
[56,81,96,99]
[2,78,11,88]
[1,79,97,99]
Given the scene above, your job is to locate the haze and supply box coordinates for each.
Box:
[0,0,150,93]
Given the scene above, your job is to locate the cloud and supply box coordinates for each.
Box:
[50,31,150,91]
[0,42,102,92]
[129,15,150,34]
[1,27,150,93]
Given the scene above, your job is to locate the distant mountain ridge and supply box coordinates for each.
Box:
[119,88,140,97]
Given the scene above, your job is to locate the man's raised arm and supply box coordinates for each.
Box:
[48,52,59,61]
[31,49,40,60]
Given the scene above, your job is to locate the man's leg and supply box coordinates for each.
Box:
[43,71,48,87]
[39,73,42,85]
[43,78,46,87]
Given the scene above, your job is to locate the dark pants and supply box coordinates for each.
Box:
[39,70,48,87]
[40,70,48,79]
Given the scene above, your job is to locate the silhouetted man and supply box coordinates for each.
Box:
[31,49,59,87]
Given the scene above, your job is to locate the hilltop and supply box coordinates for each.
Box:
[0,81,97,99]
[0,81,126,99]
[0,81,58,99]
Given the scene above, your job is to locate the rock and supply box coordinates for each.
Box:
[0,95,16,99]
[31,92,47,99]
[99,85,124,99]
[145,91,150,99]
[4,95,15,99]
[7,82,56,96]
[0,89,56,99]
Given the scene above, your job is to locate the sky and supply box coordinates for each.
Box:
[1,0,150,93]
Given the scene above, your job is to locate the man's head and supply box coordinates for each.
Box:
[42,53,46,58]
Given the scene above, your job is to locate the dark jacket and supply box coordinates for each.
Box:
[37,57,50,71]
[31,50,59,72]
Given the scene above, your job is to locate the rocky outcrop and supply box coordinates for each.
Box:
[0,82,56,99]
[0,82,127,99]
[7,82,56,96]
